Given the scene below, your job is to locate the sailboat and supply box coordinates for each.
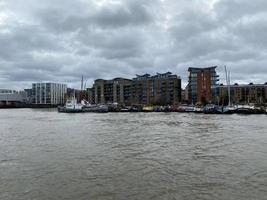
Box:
[219,66,237,114]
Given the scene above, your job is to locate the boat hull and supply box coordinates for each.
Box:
[82,107,108,113]
[58,106,83,113]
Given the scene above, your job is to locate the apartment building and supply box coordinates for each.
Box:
[32,83,67,105]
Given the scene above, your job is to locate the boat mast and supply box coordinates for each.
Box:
[81,75,84,90]
[224,66,231,106]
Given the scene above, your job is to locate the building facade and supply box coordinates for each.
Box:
[66,88,88,103]
[131,72,181,105]
[218,83,267,105]
[88,78,132,105]
[188,66,219,104]
[87,72,182,106]
[0,89,17,94]
[0,89,28,107]
[32,83,67,105]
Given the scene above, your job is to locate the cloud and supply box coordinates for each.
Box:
[0,0,267,90]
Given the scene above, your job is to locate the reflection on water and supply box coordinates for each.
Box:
[0,109,267,200]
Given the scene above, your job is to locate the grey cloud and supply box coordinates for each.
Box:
[1,0,267,89]
[215,0,267,20]
[90,2,153,28]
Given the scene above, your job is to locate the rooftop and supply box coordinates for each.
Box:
[218,83,267,87]
[188,66,217,71]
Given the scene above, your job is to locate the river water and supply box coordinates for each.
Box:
[0,109,267,200]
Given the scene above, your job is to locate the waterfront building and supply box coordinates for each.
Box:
[218,83,267,105]
[0,89,17,94]
[66,88,88,103]
[88,78,133,105]
[32,83,67,105]
[24,89,33,104]
[0,89,28,107]
[88,72,182,106]
[130,72,182,105]
[188,66,219,104]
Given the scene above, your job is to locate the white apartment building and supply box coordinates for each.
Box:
[32,83,67,105]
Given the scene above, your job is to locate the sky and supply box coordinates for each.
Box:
[1,0,267,90]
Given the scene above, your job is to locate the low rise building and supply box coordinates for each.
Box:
[218,83,267,105]
[32,83,67,105]
[0,89,28,107]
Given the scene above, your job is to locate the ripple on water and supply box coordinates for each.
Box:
[0,110,267,200]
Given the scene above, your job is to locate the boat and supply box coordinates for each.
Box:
[82,104,108,113]
[217,66,237,114]
[204,104,221,114]
[252,107,265,114]
[235,105,255,114]
[58,97,83,113]
[184,105,196,112]
[175,105,203,113]
[194,107,204,113]
[142,105,153,112]
[221,106,237,114]
[81,100,108,113]
[120,106,140,112]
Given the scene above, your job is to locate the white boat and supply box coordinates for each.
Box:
[235,105,256,114]
[81,100,108,113]
[58,97,83,113]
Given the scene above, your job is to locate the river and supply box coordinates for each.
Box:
[0,109,267,200]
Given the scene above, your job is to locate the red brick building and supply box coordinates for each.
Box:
[188,66,219,104]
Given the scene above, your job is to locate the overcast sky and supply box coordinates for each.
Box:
[1,0,267,89]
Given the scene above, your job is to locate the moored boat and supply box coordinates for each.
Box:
[235,105,255,114]
[82,104,108,113]
[81,100,108,113]
[221,106,237,114]
[204,104,221,114]
[142,105,153,112]
[58,97,83,113]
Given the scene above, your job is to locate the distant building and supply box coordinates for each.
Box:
[0,89,16,94]
[181,85,189,104]
[87,72,182,106]
[0,89,28,107]
[32,83,67,105]
[218,83,267,105]
[24,89,33,104]
[131,72,182,105]
[188,66,219,104]
[66,88,88,103]
[88,78,132,105]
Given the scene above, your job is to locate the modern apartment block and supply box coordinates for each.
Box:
[131,72,181,105]
[88,78,132,105]
[217,83,267,105]
[188,66,219,104]
[87,72,182,106]
[32,83,67,105]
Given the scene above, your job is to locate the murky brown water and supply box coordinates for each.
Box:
[0,109,267,200]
